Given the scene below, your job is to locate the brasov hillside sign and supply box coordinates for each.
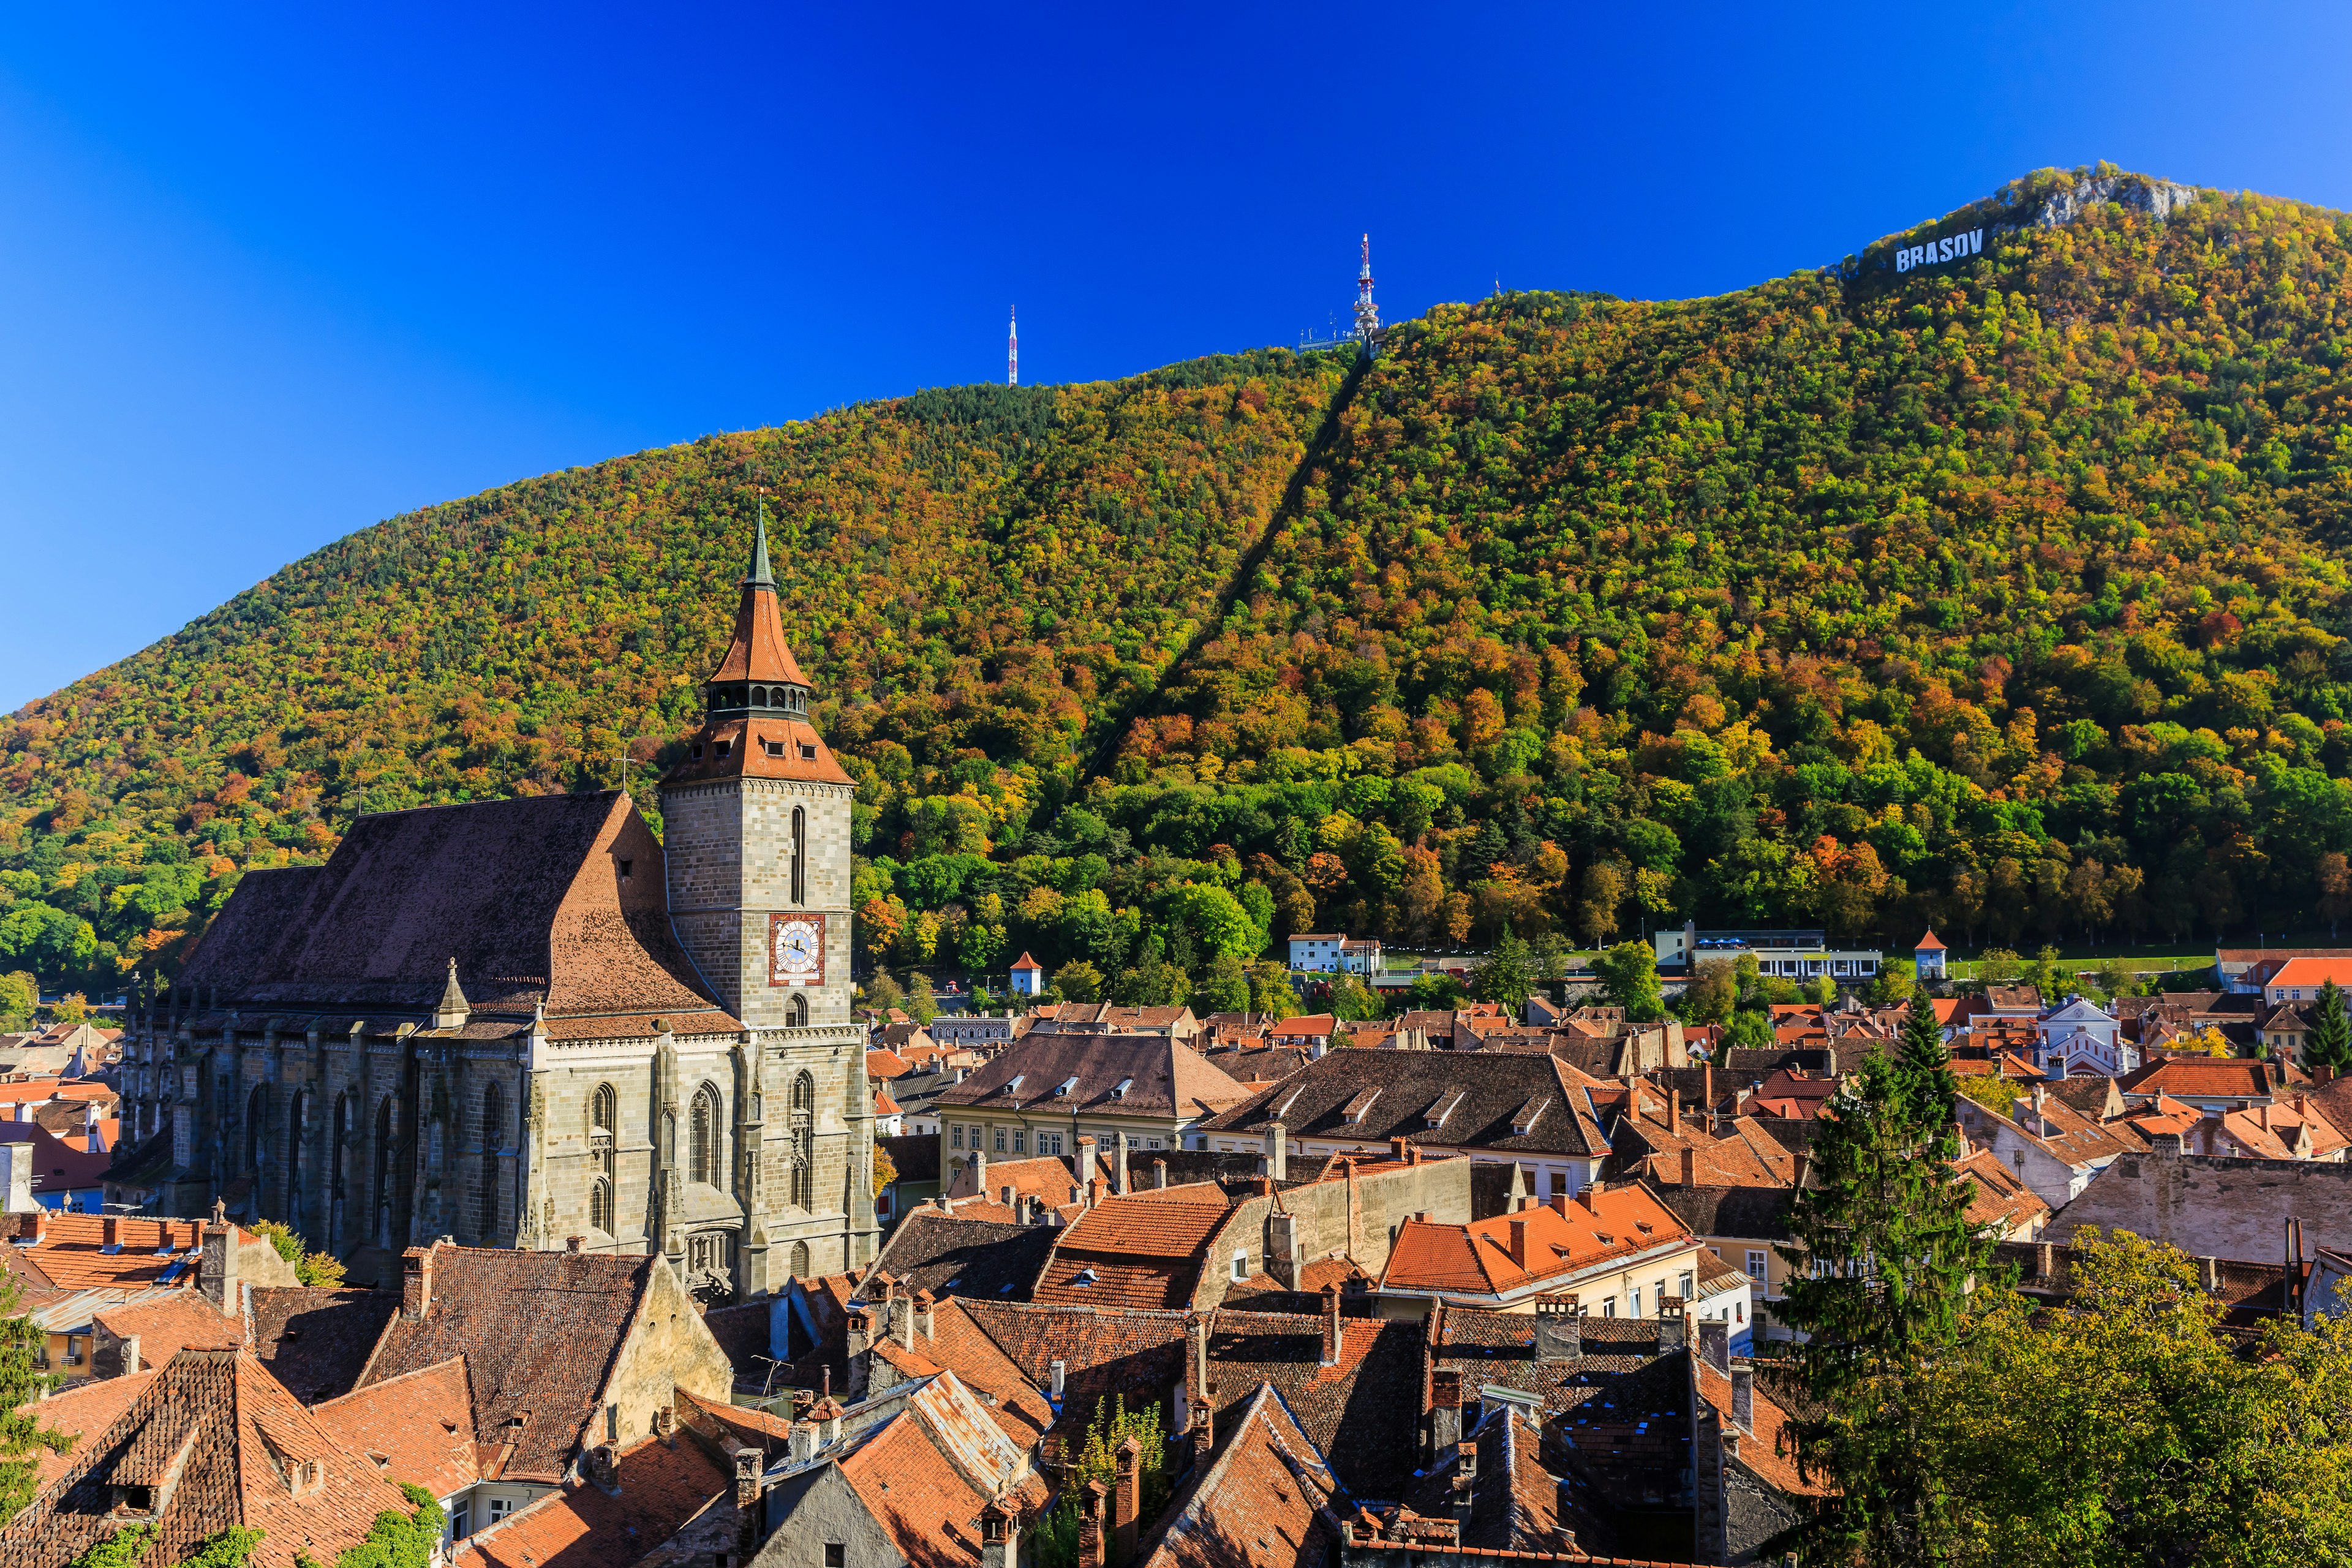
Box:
[1894,228,1985,272]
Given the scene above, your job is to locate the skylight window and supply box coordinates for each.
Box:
[1112,1078,1133,1099]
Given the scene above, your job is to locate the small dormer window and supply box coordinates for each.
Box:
[764,739,785,758]
[800,743,818,760]
[617,859,633,883]
[692,743,706,761]
[715,739,733,758]
[1055,1076,1078,1098]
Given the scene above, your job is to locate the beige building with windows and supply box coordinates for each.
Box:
[932,1030,1251,1188]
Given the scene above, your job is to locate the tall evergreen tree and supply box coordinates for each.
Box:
[2309,979,2352,1073]
[1777,1033,2000,1566]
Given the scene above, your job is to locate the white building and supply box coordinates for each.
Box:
[1655,922,1880,983]
[1288,933,1381,974]
[2038,996,2132,1077]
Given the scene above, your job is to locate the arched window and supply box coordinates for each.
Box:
[372,1096,396,1238]
[589,1178,612,1235]
[790,807,806,906]
[752,685,767,707]
[786,993,807,1028]
[246,1085,271,1175]
[285,1090,307,1229]
[689,1086,721,1186]
[590,1082,616,1137]
[331,1094,349,1204]
[479,1083,505,1240]
[790,1240,810,1280]
[789,1072,815,1210]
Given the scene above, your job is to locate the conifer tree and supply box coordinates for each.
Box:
[1777,1025,1999,1566]
[2309,979,2352,1073]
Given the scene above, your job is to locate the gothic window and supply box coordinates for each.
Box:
[590,1178,612,1235]
[590,1082,616,1138]
[789,1072,814,1210]
[790,807,807,906]
[689,1087,722,1186]
[285,1090,306,1221]
[479,1083,505,1240]
[790,1240,810,1280]
[332,1095,351,1196]
[786,993,807,1028]
[246,1085,271,1175]
[372,1096,396,1234]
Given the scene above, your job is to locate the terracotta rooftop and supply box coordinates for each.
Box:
[179,791,736,1034]
[247,1286,401,1404]
[17,1368,157,1495]
[1133,1381,1342,1568]
[451,1429,733,1568]
[1034,1197,1232,1310]
[1378,1190,1695,1298]
[1203,1306,1423,1501]
[0,1213,209,1294]
[2119,1058,2277,1101]
[0,1348,418,1568]
[312,1356,481,1500]
[828,1374,1046,1568]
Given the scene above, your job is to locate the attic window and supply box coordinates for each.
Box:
[692,743,706,760]
[1004,1075,1025,1096]
[617,859,633,883]
[714,740,733,759]
[763,739,785,758]
[1112,1078,1133,1100]
[799,743,818,761]
[1054,1077,1079,1098]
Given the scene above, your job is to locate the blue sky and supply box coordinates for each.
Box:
[2,2,2347,710]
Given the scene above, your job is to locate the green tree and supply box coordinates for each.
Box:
[1052,960,1105,1003]
[64,1525,158,1568]
[864,968,906,1017]
[1400,971,1466,1013]
[1681,956,1737,1025]
[2310,979,2352,1073]
[904,971,938,1026]
[1166,884,1257,961]
[1590,940,1663,1021]
[1327,971,1381,1022]
[0,906,93,986]
[1975,947,2022,984]
[1918,1231,2352,1566]
[1776,1039,1999,1566]
[0,973,31,1030]
[1871,965,1916,1006]
[1577,862,1626,949]
[1470,932,1534,1011]
[1110,949,1189,1008]
[1723,1006,1775,1051]
[1247,960,1302,1018]
[1189,952,1251,1017]
[0,1270,70,1522]
[251,1220,346,1289]
[1527,932,1569,981]
[1033,1398,1169,1568]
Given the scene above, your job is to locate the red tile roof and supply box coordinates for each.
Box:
[2268,957,2352,992]
[451,1430,733,1568]
[313,1357,482,1499]
[17,1368,157,1494]
[1033,1197,1231,1309]
[0,1213,207,1294]
[2120,1058,2274,1101]
[0,1348,418,1568]
[1134,1382,1340,1568]
[91,1292,243,1365]
[1378,1189,1695,1297]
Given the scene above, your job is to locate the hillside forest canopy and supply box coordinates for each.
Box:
[6,165,2352,1006]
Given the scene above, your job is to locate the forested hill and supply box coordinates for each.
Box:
[6,163,2352,1002]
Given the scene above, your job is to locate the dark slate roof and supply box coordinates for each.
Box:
[879,1133,941,1186]
[864,1213,1058,1304]
[1204,1307,1423,1502]
[933,1031,1251,1121]
[353,1243,656,1481]
[1194,1050,1607,1158]
[247,1286,398,1404]
[1651,1183,1798,1243]
[181,791,733,1032]
[960,1299,1188,1458]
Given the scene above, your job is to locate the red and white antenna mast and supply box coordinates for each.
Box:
[1008,306,1019,386]
[1353,234,1380,341]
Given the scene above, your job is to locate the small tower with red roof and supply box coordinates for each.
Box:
[1009,951,1044,998]
[1915,930,1949,984]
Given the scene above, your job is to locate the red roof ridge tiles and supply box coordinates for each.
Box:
[450,1427,734,1568]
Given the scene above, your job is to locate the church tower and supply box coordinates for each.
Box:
[660,510,858,1031]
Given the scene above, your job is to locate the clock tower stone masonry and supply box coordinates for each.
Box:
[661,510,857,1031]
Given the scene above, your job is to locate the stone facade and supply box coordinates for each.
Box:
[108,521,880,1298]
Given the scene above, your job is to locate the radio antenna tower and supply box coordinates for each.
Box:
[1008,306,1019,386]
[1354,235,1380,341]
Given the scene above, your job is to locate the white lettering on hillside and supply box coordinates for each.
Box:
[1894,228,1983,273]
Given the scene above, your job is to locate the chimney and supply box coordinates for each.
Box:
[1697,1318,1730,1374]
[1153,1159,1168,1190]
[587,1444,619,1490]
[1114,1436,1142,1563]
[1428,1369,1464,1463]
[971,1147,987,1195]
[1657,1297,1686,1353]
[399,1246,432,1322]
[1088,1175,1109,1207]
[567,1235,586,1253]
[733,1447,761,1513]
[1670,1090,1681,1136]
[913,1289,935,1342]
[1321,1283,1343,1366]
[1077,1479,1107,1568]
[1453,1439,1477,1526]
[2200,1255,2221,1293]
[1003,1185,1018,1209]
[844,1310,872,1400]
[788,1420,818,1465]
[0,1145,32,1214]
[2035,1240,2056,1281]
[101,1215,120,1251]
[1534,1294,1581,1362]
[1505,1218,1530,1269]
[1049,1359,1066,1401]
[1267,1120,1287,1182]
[1267,1211,1300,1291]
[1730,1365,1754,1433]
[1680,1147,1697,1187]
[889,1288,914,1350]
[1114,1132,1131,1195]
[1391,1136,1409,1163]
[120,1332,142,1376]
[1703,1060,1714,1115]
[979,1497,1022,1568]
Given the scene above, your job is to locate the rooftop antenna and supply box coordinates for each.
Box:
[1354,234,1380,342]
[1008,306,1019,387]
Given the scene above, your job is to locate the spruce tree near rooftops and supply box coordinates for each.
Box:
[1776,1041,2000,1567]
[1896,990,1962,1141]
[1471,931,1533,1010]
[2312,980,2352,1073]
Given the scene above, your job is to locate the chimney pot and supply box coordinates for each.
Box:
[1321,1283,1343,1366]
[1730,1365,1754,1433]
[1114,1436,1142,1562]
[400,1246,433,1321]
[1679,1146,1696,1186]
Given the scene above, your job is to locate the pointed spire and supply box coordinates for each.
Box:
[744,497,775,589]
[435,957,470,1030]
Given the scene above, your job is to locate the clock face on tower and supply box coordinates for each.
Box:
[769,913,826,988]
